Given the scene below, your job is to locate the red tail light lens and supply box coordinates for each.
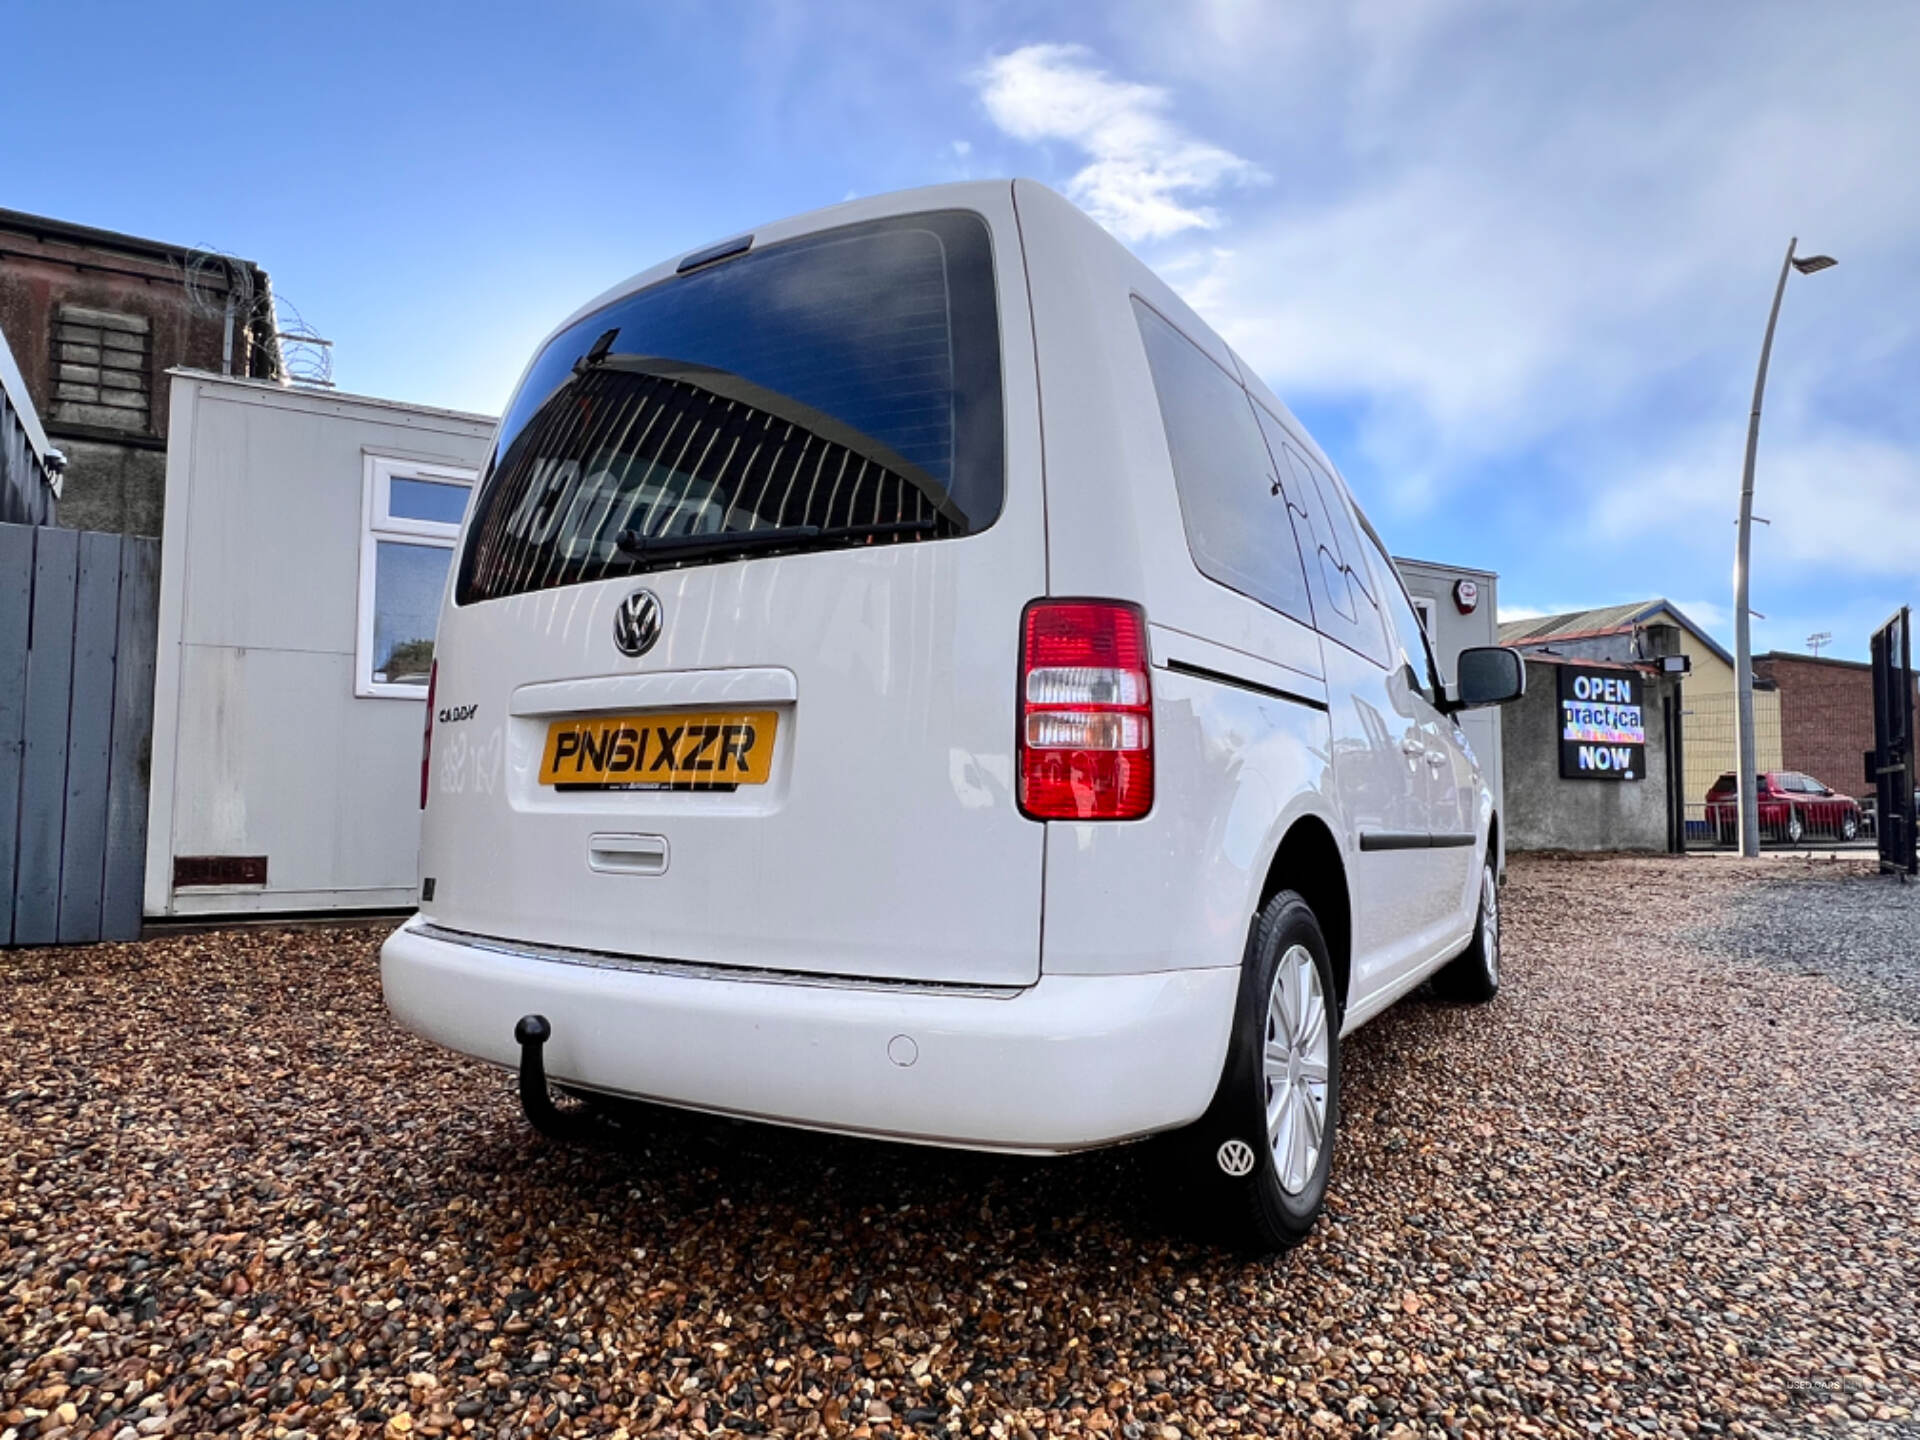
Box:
[421,661,437,810]
[1019,600,1153,820]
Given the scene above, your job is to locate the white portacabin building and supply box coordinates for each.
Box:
[144,370,494,917]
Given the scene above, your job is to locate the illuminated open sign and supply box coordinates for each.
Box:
[1557,666,1646,781]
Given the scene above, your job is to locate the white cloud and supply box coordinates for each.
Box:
[1753,437,1920,576]
[962,13,1920,642]
[1593,421,1920,581]
[1085,5,1919,631]
[1671,599,1729,632]
[973,43,1265,243]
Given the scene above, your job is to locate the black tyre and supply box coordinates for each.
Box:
[1841,811,1859,841]
[1785,808,1805,844]
[1176,890,1340,1254]
[1433,853,1500,1004]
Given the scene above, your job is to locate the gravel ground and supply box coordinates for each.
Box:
[4,856,1918,1439]
[1686,861,1920,1025]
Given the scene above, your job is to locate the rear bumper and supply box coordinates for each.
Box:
[380,919,1239,1152]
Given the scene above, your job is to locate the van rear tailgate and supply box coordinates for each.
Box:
[415,190,1047,988]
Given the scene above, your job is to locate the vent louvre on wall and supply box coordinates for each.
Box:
[51,306,151,433]
[173,855,268,888]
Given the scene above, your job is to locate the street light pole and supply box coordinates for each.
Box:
[1734,237,1836,857]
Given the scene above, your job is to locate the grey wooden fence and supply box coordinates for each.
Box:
[1,522,159,945]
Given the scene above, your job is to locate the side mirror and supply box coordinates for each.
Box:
[1452,646,1526,709]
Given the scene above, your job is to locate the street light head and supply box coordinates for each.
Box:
[1792,254,1838,274]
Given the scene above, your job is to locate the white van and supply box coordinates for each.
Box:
[380,180,1523,1250]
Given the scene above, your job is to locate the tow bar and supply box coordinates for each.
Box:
[513,1014,598,1143]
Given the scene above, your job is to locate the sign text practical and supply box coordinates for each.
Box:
[1558,666,1646,781]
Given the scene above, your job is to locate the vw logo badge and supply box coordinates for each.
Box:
[612,589,663,658]
[1215,1138,1257,1177]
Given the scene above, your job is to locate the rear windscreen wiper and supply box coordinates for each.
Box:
[615,525,821,563]
[612,516,943,568]
[818,518,938,542]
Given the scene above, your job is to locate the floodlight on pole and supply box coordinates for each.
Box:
[1733,238,1836,856]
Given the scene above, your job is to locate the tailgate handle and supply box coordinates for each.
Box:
[511,667,797,717]
[587,832,670,876]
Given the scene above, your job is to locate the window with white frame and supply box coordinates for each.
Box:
[357,455,476,698]
[1411,595,1438,643]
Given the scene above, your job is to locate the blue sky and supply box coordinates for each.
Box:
[6,1,1916,659]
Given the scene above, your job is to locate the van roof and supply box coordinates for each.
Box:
[548,180,1027,345]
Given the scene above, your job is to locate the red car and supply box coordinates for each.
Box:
[1705,771,1864,843]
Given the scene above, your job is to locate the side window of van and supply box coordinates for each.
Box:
[1248,404,1390,667]
[1133,301,1313,626]
[1364,528,1440,704]
[1296,449,1375,604]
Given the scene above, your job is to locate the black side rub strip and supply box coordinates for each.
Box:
[1163,659,1330,713]
[1359,831,1480,851]
[1358,831,1430,852]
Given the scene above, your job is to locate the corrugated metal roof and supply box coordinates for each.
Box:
[1497,601,1658,644]
[1497,598,1735,668]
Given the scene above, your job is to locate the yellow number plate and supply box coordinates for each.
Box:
[538,710,777,787]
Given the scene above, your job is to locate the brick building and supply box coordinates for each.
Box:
[0,208,281,536]
[1754,650,1920,799]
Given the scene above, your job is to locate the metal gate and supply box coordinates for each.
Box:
[1868,606,1917,877]
[1,522,160,944]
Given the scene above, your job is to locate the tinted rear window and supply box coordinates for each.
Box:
[458,211,1003,603]
[1133,301,1313,626]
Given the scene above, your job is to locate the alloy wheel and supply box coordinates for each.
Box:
[1481,864,1500,983]
[1263,944,1331,1195]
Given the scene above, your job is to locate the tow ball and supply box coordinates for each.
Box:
[513,1014,600,1143]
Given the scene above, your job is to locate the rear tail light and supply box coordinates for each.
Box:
[421,661,437,809]
[1019,600,1153,820]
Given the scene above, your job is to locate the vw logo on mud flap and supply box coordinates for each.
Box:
[1216,1139,1257,1177]
[613,589,663,657]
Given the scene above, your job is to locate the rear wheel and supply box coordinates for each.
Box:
[1174,891,1339,1254]
[1433,854,1500,1003]
[1841,810,1859,841]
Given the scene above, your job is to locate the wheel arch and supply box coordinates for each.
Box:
[1257,814,1351,1022]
